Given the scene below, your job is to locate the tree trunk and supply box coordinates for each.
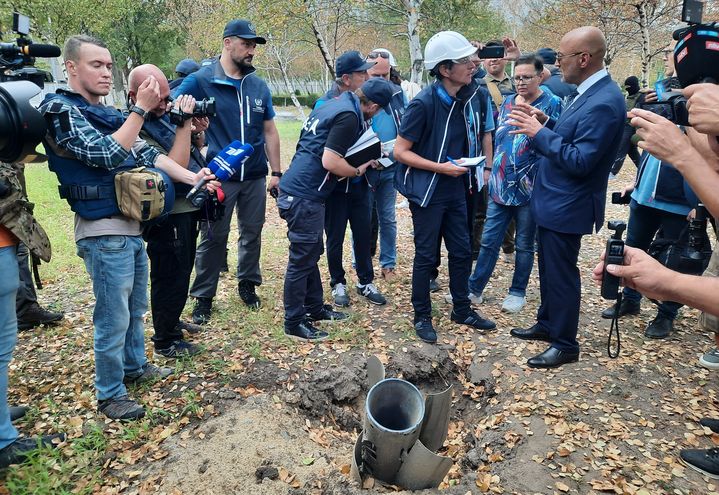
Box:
[405,0,423,84]
[310,10,336,78]
[273,48,307,120]
[636,1,651,87]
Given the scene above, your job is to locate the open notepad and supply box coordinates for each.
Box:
[453,156,486,167]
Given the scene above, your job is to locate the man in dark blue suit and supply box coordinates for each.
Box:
[504,26,626,368]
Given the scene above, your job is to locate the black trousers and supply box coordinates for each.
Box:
[324,181,374,287]
[410,199,472,319]
[278,193,325,329]
[145,211,199,349]
[15,243,37,318]
[536,226,582,353]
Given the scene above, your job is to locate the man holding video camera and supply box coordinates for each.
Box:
[593,20,719,477]
[174,19,282,319]
[600,40,696,340]
[126,64,210,359]
[40,35,216,420]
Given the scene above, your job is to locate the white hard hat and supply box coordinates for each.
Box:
[424,31,477,71]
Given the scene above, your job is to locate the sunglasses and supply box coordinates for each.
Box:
[367,52,390,60]
[452,56,473,65]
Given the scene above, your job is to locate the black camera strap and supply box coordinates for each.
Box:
[608,292,621,358]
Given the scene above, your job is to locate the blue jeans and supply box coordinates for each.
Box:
[76,236,148,401]
[367,168,397,269]
[469,200,536,297]
[0,246,19,449]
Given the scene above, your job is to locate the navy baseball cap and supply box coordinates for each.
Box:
[361,78,394,113]
[537,47,557,65]
[175,58,200,75]
[223,19,266,44]
[336,50,375,77]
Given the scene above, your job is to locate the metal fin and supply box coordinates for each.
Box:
[394,439,453,490]
[350,433,363,484]
[366,355,385,389]
[418,385,452,452]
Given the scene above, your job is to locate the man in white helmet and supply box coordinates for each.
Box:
[394,31,497,343]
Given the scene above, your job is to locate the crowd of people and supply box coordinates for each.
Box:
[1,16,718,479]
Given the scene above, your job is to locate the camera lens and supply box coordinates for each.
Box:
[0,81,46,163]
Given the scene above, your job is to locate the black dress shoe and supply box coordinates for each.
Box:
[700,418,719,434]
[601,299,641,319]
[284,321,329,342]
[527,347,579,369]
[510,324,551,342]
[17,303,64,331]
[644,315,673,339]
[9,406,28,422]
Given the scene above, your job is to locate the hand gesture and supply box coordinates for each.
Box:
[135,76,161,111]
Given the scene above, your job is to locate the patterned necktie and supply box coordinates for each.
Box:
[564,89,579,109]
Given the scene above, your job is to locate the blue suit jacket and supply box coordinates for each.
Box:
[531,75,625,235]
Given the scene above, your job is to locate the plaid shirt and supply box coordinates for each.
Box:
[39,94,159,169]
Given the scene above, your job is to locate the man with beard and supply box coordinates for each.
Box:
[174,19,282,320]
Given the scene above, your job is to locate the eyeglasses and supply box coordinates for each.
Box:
[452,56,473,65]
[556,51,590,61]
[512,75,537,83]
[367,52,389,60]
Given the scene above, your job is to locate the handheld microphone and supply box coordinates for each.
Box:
[187,141,254,207]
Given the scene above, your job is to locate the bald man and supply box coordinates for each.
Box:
[505,26,626,368]
[127,64,212,360]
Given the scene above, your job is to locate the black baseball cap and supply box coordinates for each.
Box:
[223,19,266,44]
[336,50,375,77]
[361,78,394,113]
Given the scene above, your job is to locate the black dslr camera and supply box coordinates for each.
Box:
[601,221,626,300]
[636,0,718,126]
[169,97,216,126]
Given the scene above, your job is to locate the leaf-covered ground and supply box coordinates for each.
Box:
[3,152,719,494]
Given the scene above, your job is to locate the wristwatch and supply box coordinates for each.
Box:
[483,167,492,172]
[271,171,283,178]
[128,104,148,120]
[355,168,361,177]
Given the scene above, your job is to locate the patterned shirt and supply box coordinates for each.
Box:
[40,98,159,169]
[488,91,562,206]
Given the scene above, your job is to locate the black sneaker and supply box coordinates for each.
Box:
[601,299,641,319]
[238,280,261,309]
[285,321,329,342]
[17,303,64,331]
[9,406,28,422]
[680,448,719,479]
[154,340,202,359]
[644,315,673,339]
[0,434,66,468]
[192,297,212,325]
[429,278,440,293]
[176,320,203,335]
[306,304,349,323]
[451,309,496,331]
[357,283,387,305]
[414,317,437,343]
[98,395,145,420]
[123,363,173,385]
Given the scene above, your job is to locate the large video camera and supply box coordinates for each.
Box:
[169,97,216,126]
[0,13,61,163]
[1,13,61,88]
[637,0,717,126]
